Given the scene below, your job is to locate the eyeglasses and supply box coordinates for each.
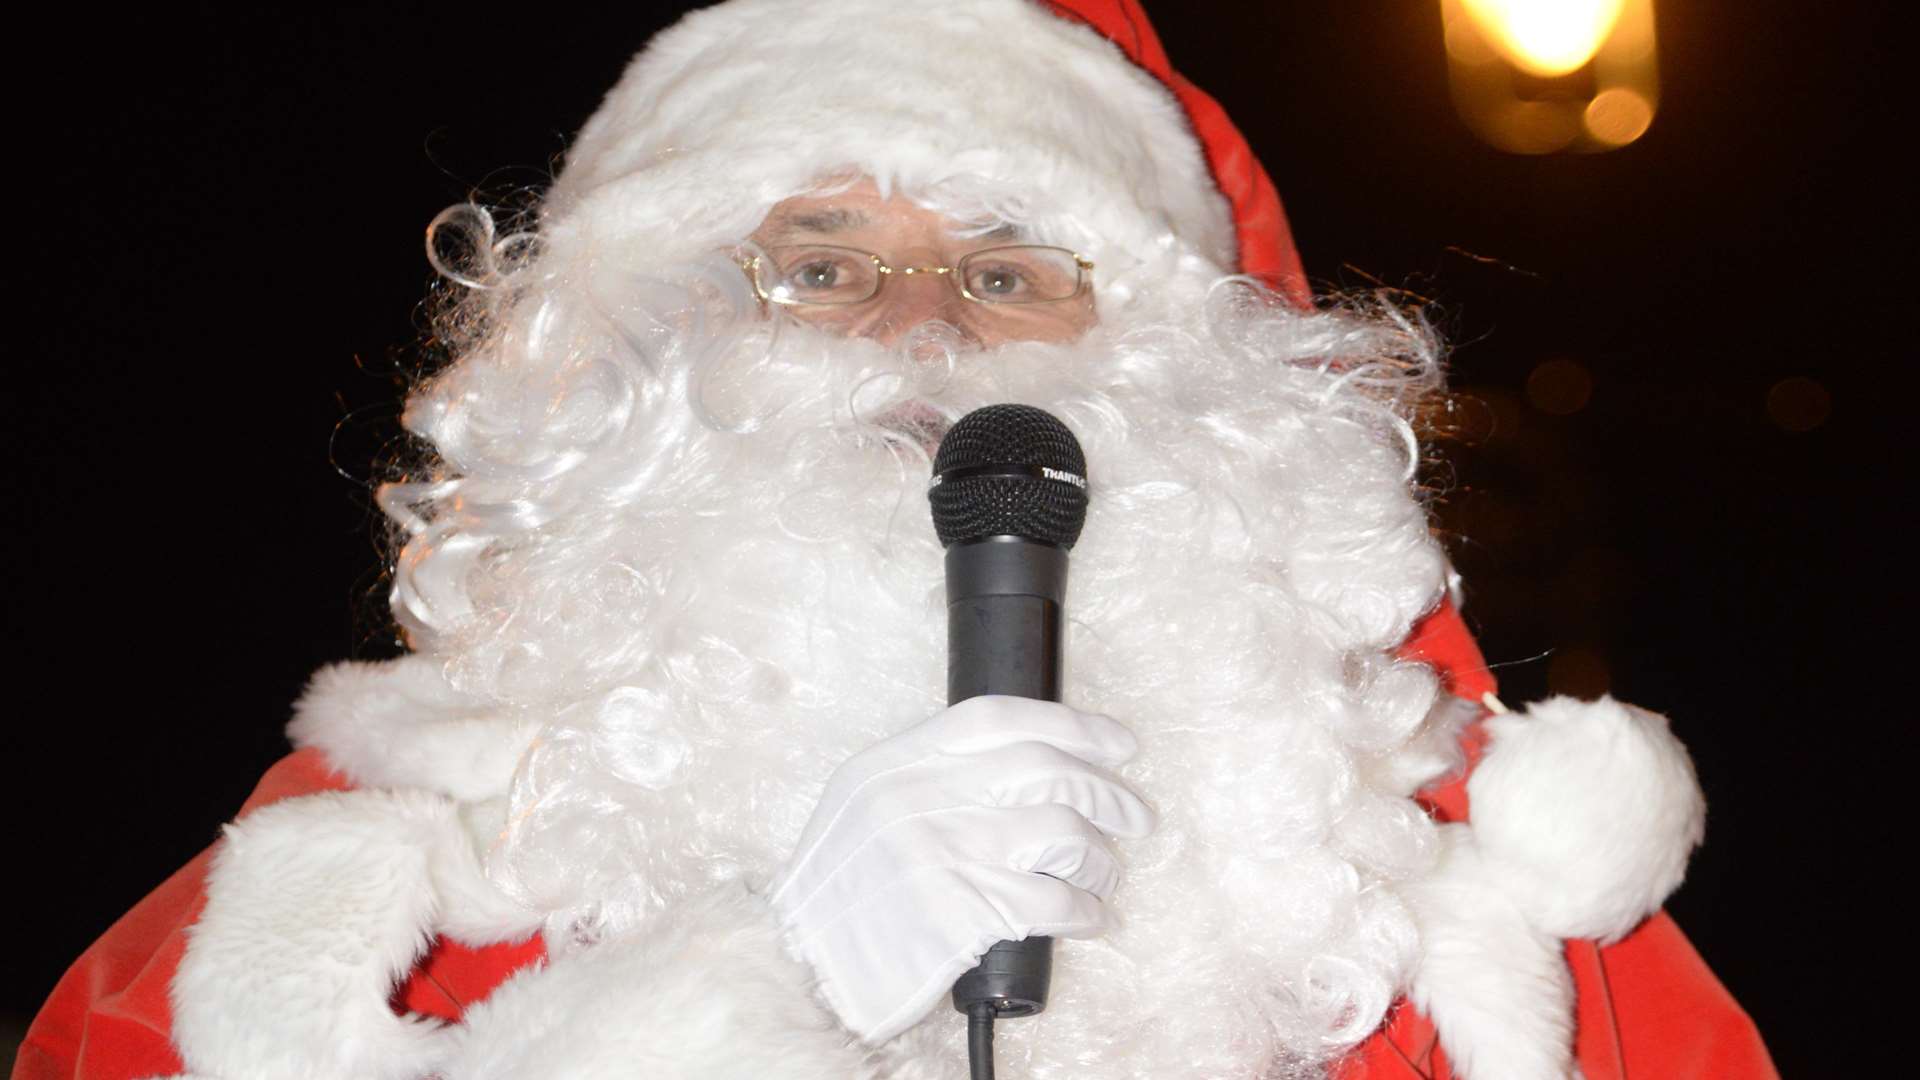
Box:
[740,244,1094,307]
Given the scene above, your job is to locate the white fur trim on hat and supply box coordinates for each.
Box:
[542,0,1234,291]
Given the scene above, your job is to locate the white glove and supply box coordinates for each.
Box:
[769,695,1155,1043]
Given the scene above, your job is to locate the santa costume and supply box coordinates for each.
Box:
[17,2,1773,1077]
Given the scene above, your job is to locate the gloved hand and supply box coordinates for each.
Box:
[769,695,1155,1043]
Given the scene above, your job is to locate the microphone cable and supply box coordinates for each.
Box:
[968,1002,998,1080]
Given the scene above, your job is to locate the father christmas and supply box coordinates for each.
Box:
[17,2,1773,1078]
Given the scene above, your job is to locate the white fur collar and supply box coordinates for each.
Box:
[287,656,536,803]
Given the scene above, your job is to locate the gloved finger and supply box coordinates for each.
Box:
[780,700,1143,911]
[915,695,1140,769]
[944,740,1156,839]
[859,870,1109,1041]
[965,863,1114,942]
[793,864,1108,1043]
[803,697,1135,827]
[776,801,1122,931]
[857,802,1126,899]
[1001,802,1125,899]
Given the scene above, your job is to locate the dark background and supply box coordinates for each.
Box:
[6,3,1895,1073]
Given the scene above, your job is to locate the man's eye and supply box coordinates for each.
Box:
[970,266,1027,296]
[793,261,840,289]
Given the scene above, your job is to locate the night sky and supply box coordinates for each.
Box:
[6,4,1895,1072]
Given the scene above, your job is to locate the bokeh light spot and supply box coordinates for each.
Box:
[1525,357,1594,415]
[1584,87,1655,146]
[1765,376,1832,433]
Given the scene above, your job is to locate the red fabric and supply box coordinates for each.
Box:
[1038,0,1309,304]
[16,751,348,1080]
[1339,915,1775,1079]
[17,5,1773,1077]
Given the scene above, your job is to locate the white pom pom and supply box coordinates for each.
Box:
[1467,695,1706,942]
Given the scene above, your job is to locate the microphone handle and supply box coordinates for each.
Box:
[945,536,1067,1018]
[945,538,1066,703]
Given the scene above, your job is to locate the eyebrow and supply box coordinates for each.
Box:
[766,208,869,236]
[969,221,1024,243]
[762,209,1027,245]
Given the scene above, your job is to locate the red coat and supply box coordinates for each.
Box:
[14,600,1774,1079]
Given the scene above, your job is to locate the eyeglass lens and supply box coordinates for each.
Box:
[760,245,1082,306]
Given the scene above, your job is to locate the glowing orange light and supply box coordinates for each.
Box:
[1441,0,1660,154]
[1459,0,1626,77]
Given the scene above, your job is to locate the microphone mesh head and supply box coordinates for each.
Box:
[930,404,1088,548]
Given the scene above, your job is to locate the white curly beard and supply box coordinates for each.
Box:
[385,254,1464,1077]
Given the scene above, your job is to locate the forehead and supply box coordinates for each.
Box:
[752,180,1020,245]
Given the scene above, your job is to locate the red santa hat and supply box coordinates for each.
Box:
[1038,0,1311,301]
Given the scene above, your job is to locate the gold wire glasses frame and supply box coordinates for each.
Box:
[739,244,1095,307]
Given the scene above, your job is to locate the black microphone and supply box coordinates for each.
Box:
[929,404,1089,1080]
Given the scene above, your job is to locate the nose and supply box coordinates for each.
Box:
[860,266,976,348]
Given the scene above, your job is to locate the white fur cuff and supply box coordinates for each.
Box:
[171,788,533,1080]
[445,885,877,1079]
[1406,824,1575,1080]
